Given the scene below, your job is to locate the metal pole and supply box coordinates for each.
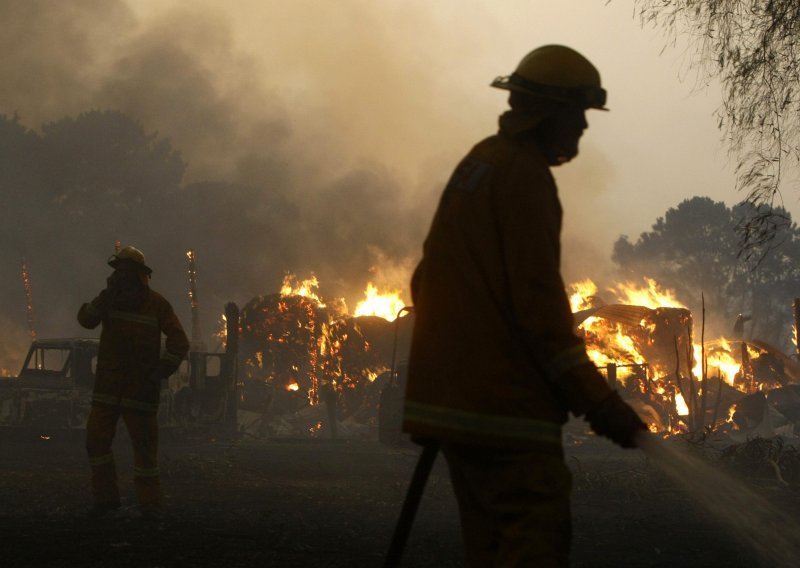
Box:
[607,363,617,390]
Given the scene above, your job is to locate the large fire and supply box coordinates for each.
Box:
[570,277,795,435]
[234,274,409,432]
[230,270,792,438]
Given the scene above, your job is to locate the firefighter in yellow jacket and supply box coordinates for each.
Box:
[403,45,647,566]
[78,246,189,519]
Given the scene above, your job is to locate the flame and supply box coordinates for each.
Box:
[695,339,740,386]
[568,277,771,433]
[675,392,690,416]
[569,279,599,312]
[214,313,228,344]
[610,278,685,309]
[353,283,406,321]
[281,274,325,306]
[286,381,299,392]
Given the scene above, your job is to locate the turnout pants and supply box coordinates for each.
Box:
[441,443,572,568]
[86,404,161,508]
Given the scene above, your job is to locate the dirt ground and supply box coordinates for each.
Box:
[2,422,798,567]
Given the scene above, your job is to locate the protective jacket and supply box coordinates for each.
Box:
[78,288,189,414]
[403,110,613,451]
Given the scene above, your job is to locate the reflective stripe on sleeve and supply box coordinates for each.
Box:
[403,400,562,446]
[109,311,159,328]
[544,344,592,381]
[160,352,182,366]
[120,398,159,413]
[92,393,121,407]
[89,453,114,467]
[134,466,160,478]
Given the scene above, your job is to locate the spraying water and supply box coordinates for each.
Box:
[637,432,800,567]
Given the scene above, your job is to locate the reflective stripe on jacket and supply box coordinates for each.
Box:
[78,289,189,414]
[403,111,601,449]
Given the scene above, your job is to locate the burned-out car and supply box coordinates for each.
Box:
[0,333,239,437]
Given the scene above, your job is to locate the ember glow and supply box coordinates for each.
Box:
[20,258,36,339]
[236,273,403,423]
[186,249,201,342]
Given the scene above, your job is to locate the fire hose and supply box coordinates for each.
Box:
[388,433,800,568]
[637,431,800,567]
[384,443,439,568]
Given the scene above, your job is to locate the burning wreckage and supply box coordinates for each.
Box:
[570,278,800,442]
[234,276,412,440]
[3,272,800,444]
[207,274,800,443]
[0,274,414,441]
[0,303,241,438]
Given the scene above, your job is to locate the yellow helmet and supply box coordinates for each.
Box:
[108,245,152,274]
[491,45,607,110]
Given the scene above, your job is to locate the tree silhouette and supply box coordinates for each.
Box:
[614,196,800,347]
[635,1,800,254]
[38,110,185,220]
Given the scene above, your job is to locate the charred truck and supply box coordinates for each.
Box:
[0,302,240,438]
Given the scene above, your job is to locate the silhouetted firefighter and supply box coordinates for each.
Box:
[78,246,189,520]
[388,45,646,567]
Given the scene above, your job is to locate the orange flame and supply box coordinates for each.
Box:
[610,278,685,309]
[353,283,406,321]
[569,279,599,312]
[281,274,325,306]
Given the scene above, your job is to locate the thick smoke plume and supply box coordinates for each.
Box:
[0,0,453,366]
[0,1,617,371]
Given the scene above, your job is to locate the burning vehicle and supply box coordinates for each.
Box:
[569,278,800,439]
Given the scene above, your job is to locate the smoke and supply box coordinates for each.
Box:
[0,0,619,355]
[557,142,619,286]
[0,0,445,346]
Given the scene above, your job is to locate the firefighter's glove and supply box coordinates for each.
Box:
[585,391,647,448]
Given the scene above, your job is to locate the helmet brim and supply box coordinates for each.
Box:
[108,255,153,275]
[491,75,608,111]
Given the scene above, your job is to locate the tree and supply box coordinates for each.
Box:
[635,1,800,254]
[38,110,185,220]
[0,111,187,338]
[613,196,800,347]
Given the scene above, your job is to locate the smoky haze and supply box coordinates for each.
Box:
[0,1,622,370]
[0,0,448,363]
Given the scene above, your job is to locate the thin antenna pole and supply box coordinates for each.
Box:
[186,249,201,343]
[21,258,36,339]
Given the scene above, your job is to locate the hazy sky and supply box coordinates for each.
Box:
[2,0,790,361]
[126,0,752,283]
